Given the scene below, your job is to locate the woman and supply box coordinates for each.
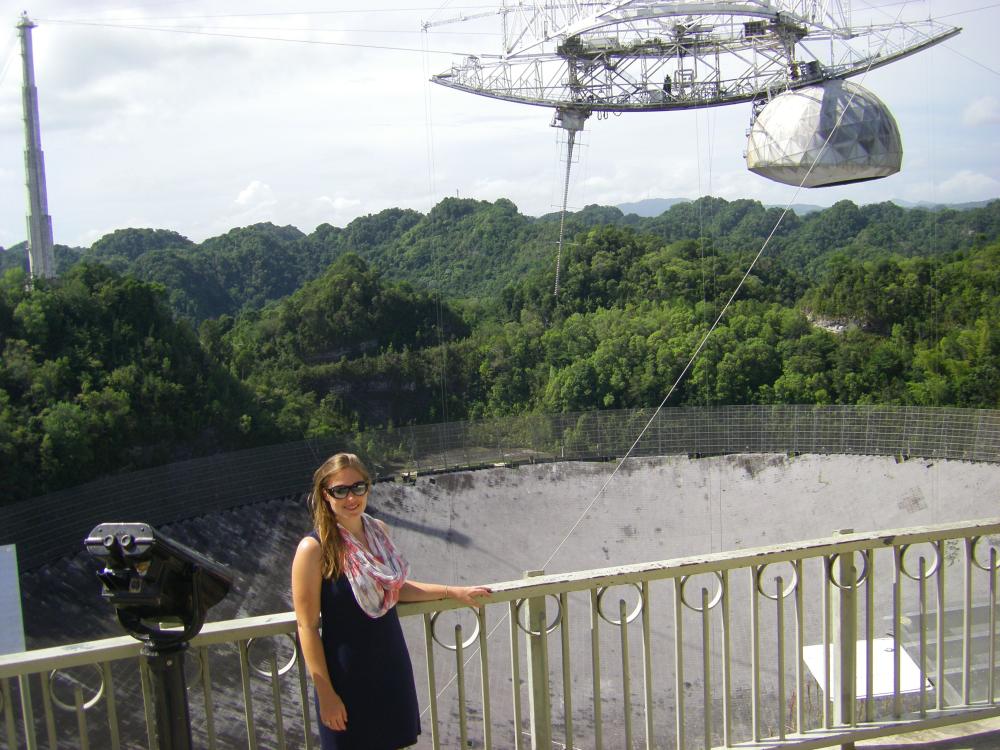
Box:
[292,452,491,749]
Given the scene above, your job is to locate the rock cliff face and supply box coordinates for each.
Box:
[806,312,874,333]
[17,456,1000,749]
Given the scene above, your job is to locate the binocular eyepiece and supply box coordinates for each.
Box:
[85,523,232,647]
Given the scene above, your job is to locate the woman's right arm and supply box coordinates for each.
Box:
[291,537,348,732]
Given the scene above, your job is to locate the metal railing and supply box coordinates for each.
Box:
[1,518,998,749]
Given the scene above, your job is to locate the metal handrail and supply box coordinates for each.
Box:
[2,518,998,750]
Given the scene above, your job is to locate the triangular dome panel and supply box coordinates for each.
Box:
[746,79,902,188]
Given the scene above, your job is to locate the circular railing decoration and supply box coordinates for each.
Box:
[183,647,205,692]
[247,634,298,679]
[970,536,1000,572]
[430,609,482,651]
[48,665,105,712]
[754,562,799,600]
[898,543,940,581]
[513,595,563,637]
[596,583,644,626]
[678,572,724,612]
[826,550,871,590]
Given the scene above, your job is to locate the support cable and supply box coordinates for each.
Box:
[41,0,982,727]
[540,0,916,575]
[421,52,907,726]
[421,2,920,717]
[694,108,711,406]
[35,18,474,56]
[0,32,17,87]
[421,24,451,455]
[45,7,494,22]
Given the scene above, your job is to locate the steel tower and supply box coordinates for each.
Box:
[18,13,55,279]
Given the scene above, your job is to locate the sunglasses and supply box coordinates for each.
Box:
[324,481,370,500]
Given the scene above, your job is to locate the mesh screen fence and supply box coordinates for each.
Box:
[4,405,998,569]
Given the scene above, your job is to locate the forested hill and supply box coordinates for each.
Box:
[1,196,999,503]
[2,197,997,324]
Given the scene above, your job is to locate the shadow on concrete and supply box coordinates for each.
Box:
[370,507,472,548]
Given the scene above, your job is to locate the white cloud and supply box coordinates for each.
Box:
[235,180,276,208]
[962,96,1000,127]
[78,226,120,247]
[462,176,554,216]
[300,195,366,229]
[897,170,1000,206]
[2,1,997,250]
[317,195,362,213]
[70,215,158,248]
[937,169,1000,200]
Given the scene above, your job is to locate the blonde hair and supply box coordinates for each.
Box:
[309,452,372,579]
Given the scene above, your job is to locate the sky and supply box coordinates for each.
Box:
[0,0,998,250]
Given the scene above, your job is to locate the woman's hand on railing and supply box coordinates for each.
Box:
[446,585,493,608]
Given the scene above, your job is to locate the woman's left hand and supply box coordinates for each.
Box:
[448,585,492,608]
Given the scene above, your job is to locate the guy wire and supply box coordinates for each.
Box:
[422,1,919,714]
[420,51,898,719]
[36,18,473,56]
[0,32,17,88]
[539,0,914,574]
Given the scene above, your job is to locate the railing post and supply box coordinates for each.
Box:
[832,530,857,749]
[524,570,552,750]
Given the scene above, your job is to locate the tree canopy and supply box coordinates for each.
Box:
[2,196,999,502]
[0,264,273,502]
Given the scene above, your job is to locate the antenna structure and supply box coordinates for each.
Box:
[430,1,959,116]
[428,1,960,293]
[18,12,55,279]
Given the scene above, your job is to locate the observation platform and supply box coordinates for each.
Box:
[1,406,999,747]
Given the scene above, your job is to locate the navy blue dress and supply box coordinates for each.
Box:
[314,540,421,749]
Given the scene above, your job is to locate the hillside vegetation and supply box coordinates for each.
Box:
[2,197,998,502]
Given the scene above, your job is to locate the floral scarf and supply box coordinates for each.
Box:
[339,513,409,618]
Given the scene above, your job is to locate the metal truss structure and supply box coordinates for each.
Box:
[428,1,960,117]
[427,2,960,294]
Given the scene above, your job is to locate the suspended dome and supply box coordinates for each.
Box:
[745,79,902,188]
